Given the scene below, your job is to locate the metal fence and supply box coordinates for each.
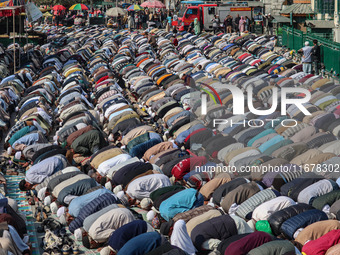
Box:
[281,26,305,52]
[280,26,340,76]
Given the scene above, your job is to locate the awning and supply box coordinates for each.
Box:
[101,2,116,6]
[0,5,24,17]
[306,20,335,28]
[272,15,292,23]
[280,3,313,15]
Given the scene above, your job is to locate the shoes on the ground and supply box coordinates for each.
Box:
[61,244,70,255]
[51,248,62,255]
[44,229,63,250]
[42,248,52,255]
[60,228,67,238]
[42,218,62,231]
[62,236,73,246]
[37,225,44,233]
[72,244,80,254]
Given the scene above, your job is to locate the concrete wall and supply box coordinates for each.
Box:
[262,0,287,15]
[335,27,340,42]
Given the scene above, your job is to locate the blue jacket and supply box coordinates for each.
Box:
[68,188,112,217]
[117,232,161,255]
[159,188,204,221]
[69,192,121,233]
[280,209,328,239]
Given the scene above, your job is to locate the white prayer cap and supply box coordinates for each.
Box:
[74,228,83,241]
[100,247,111,255]
[38,187,47,201]
[15,151,21,159]
[113,185,123,194]
[105,181,113,191]
[117,191,129,207]
[57,206,66,218]
[147,210,156,221]
[44,196,52,206]
[117,191,125,199]
[50,202,58,214]
[140,198,152,209]
[7,147,12,156]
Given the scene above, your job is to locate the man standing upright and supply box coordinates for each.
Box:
[234,14,240,33]
[267,13,273,35]
[312,39,321,75]
[117,13,122,29]
[298,41,313,74]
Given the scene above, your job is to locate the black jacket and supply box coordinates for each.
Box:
[312,44,321,61]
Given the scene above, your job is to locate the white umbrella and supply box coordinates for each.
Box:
[106,7,126,17]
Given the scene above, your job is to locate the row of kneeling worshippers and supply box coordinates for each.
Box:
[8,25,340,255]
[0,43,45,255]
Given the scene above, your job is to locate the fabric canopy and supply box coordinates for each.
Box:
[106,7,126,17]
[141,0,166,8]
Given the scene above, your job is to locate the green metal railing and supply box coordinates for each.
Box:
[281,26,304,52]
[305,33,340,76]
[310,33,333,40]
[279,25,340,75]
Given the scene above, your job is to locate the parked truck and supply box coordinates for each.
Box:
[177,1,264,31]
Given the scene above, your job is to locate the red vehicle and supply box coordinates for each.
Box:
[177,2,264,31]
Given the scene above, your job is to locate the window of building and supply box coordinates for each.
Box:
[208,7,215,15]
[315,0,335,17]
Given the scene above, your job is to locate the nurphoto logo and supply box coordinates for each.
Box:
[200,85,312,128]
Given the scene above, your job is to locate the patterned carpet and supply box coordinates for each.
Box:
[5,175,41,255]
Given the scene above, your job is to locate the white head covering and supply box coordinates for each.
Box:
[74,228,83,240]
[147,210,155,221]
[105,181,113,191]
[170,220,197,255]
[305,41,310,46]
[113,185,123,194]
[50,202,58,214]
[100,247,111,255]
[117,191,129,207]
[140,198,152,209]
[57,206,66,218]
[7,147,12,156]
[44,196,51,206]
[108,133,114,142]
[38,187,47,201]
[15,151,22,159]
